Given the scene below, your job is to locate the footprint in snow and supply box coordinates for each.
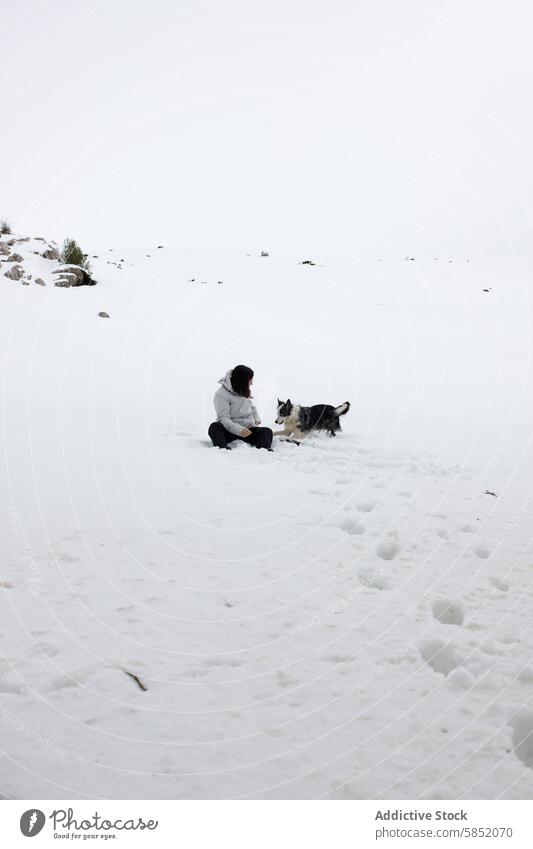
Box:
[475,545,491,559]
[490,575,510,592]
[339,517,365,536]
[375,539,400,561]
[57,551,80,563]
[510,711,533,768]
[47,675,80,693]
[182,667,209,679]
[357,500,376,513]
[517,667,533,684]
[419,638,461,676]
[431,598,464,626]
[358,565,389,590]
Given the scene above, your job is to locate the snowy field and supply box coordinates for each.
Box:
[1,240,533,799]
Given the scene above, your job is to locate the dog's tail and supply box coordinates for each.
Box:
[334,401,350,417]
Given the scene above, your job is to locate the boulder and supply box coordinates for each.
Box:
[41,247,60,260]
[98,311,110,318]
[6,253,23,262]
[0,242,10,255]
[4,265,24,281]
[52,265,97,287]
[34,278,46,286]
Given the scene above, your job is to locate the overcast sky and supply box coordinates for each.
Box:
[2,0,532,255]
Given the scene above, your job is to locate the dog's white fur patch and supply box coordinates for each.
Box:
[274,404,306,437]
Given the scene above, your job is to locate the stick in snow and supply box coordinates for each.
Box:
[122,669,147,691]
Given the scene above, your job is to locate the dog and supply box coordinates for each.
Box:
[274,398,350,440]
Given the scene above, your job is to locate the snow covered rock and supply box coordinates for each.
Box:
[4,264,24,280]
[52,265,97,287]
[40,246,59,260]
[6,252,23,262]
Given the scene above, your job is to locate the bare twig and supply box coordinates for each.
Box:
[122,669,147,691]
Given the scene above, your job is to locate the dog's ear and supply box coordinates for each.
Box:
[277,398,282,405]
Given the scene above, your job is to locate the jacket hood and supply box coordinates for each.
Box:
[218,370,235,393]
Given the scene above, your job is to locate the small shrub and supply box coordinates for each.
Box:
[60,237,91,273]
[0,218,12,235]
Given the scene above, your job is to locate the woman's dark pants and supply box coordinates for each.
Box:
[208,422,273,450]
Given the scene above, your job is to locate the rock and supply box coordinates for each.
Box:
[98,311,110,318]
[4,265,24,280]
[34,237,46,242]
[34,278,45,286]
[52,265,97,287]
[22,280,30,285]
[0,242,10,255]
[41,247,60,260]
[6,253,23,262]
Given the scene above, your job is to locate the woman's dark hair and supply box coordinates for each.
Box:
[230,364,254,398]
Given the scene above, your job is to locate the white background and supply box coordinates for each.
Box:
[2,0,533,255]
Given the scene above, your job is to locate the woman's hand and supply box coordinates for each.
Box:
[240,428,252,438]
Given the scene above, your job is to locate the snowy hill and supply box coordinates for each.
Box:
[1,243,533,799]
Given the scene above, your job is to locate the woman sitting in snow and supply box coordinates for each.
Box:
[208,365,273,451]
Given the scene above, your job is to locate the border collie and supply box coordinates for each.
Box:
[275,399,350,440]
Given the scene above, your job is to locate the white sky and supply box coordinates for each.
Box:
[2,0,533,254]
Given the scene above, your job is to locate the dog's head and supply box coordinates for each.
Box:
[275,398,293,424]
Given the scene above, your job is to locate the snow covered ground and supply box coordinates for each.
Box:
[1,241,533,799]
